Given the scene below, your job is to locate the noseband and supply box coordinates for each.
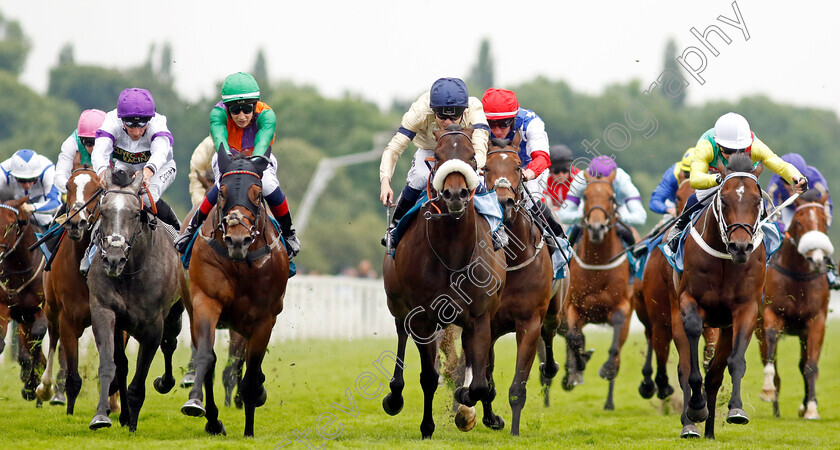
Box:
[486,148,524,207]
[98,188,146,260]
[217,170,262,242]
[712,172,763,247]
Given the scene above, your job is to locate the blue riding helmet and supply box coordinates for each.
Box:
[430,78,468,115]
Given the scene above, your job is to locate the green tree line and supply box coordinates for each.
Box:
[1,16,838,274]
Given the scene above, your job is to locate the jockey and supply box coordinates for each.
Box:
[55,109,107,195]
[544,144,580,209]
[187,135,215,207]
[481,88,566,240]
[557,155,646,248]
[649,147,695,218]
[174,72,301,258]
[666,112,807,252]
[91,88,181,230]
[0,149,61,227]
[379,77,505,249]
[767,153,838,290]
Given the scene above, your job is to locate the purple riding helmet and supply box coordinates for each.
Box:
[117,88,156,118]
[588,155,617,177]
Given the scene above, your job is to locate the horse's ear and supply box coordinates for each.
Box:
[10,195,29,210]
[753,162,764,177]
[251,155,269,174]
[217,143,231,173]
[512,130,522,150]
[72,152,82,170]
[103,167,114,188]
[463,126,475,139]
[433,128,445,141]
[606,169,617,183]
[130,169,144,192]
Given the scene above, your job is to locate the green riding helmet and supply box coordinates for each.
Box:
[221,72,260,104]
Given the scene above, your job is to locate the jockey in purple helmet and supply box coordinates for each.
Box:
[558,155,647,248]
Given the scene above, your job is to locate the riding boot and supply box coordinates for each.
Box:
[828,257,840,290]
[381,193,416,248]
[276,212,301,258]
[567,224,582,247]
[153,198,181,231]
[666,212,692,253]
[530,201,566,239]
[174,210,207,254]
[79,223,100,277]
[615,221,636,248]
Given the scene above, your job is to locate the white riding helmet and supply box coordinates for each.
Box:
[714,112,753,150]
[8,149,43,180]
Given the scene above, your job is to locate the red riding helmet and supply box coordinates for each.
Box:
[482,88,519,120]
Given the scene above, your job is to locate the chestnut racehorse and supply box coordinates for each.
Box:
[382,125,505,439]
[0,196,47,405]
[181,146,289,437]
[462,137,556,436]
[634,173,719,402]
[757,189,831,419]
[670,153,766,439]
[562,169,632,411]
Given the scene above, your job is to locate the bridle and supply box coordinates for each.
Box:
[486,147,524,206]
[0,204,28,263]
[216,169,262,243]
[711,172,763,248]
[98,188,147,263]
[582,179,618,231]
[65,167,102,232]
[425,130,478,219]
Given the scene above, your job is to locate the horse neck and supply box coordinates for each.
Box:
[507,208,539,263]
[427,201,478,269]
[124,222,155,270]
[1,224,39,275]
[775,238,810,271]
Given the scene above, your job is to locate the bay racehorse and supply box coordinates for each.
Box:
[634,172,719,402]
[0,196,47,405]
[458,137,556,436]
[382,125,505,439]
[757,189,831,419]
[37,166,120,414]
[562,169,632,411]
[181,146,289,437]
[87,168,187,432]
[670,153,766,439]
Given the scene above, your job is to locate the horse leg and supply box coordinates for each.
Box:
[473,343,497,432]
[653,319,674,400]
[509,316,542,436]
[539,307,561,381]
[180,343,197,388]
[89,307,116,429]
[638,325,655,399]
[36,312,60,403]
[680,298,707,423]
[382,318,408,417]
[562,305,586,390]
[671,295,700,438]
[800,314,826,420]
[153,300,184,394]
[702,327,719,373]
[457,317,492,409]
[0,303,8,356]
[241,321,274,437]
[126,336,162,432]
[758,310,783,416]
[701,325,732,440]
[59,316,84,414]
[17,319,45,403]
[113,329,131,426]
[536,338,553,406]
[415,329,440,439]
[600,307,629,410]
[724,302,758,426]
[223,330,247,409]
[182,294,220,421]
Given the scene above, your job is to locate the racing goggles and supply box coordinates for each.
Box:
[228,103,255,115]
[122,117,151,128]
[434,106,465,121]
[488,117,515,129]
[80,137,95,147]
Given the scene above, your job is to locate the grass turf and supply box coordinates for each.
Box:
[0,321,838,449]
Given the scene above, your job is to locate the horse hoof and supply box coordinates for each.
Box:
[657,384,675,400]
[35,383,53,402]
[760,388,777,402]
[582,348,595,363]
[638,380,656,399]
[598,363,616,380]
[561,374,575,391]
[687,405,708,423]
[382,393,404,416]
[539,361,560,379]
[680,424,700,438]
[50,392,67,406]
[89,414,112,430]
[256,386,267,407]
[21,387,36,401]
[154,375,176,394]
[801,401,820,420]
[481,413,505,431]
[180,373,195,388]
[726,408,749,425]
[181,399,206,417]
[454,387,472,406]
[205,419,227,436]
[454,405,476,432]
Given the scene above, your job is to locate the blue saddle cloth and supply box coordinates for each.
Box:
[180,216,296,277]
[550,237,571,279]
[390,190,504,257]
[661,209,782,275]
[34,222,65,262]
[628,232,665,281]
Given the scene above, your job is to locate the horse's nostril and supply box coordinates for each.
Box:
[442,190,451,200]
[459,188,469,200]
[224,237,233,246]
[505,198,515,208]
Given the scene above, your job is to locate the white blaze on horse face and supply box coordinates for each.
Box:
[74,174,92,219]
[736,185,744,201]
[499,153,508,160]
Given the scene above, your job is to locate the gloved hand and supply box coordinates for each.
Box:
[21,203,36,214]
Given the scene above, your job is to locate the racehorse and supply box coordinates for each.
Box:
[37,166,120,414]
[180,167,248,410]
[670,153,766,439]
[381,125,505,439]
[0,196,47,405]
[757,189,831,419]
[562,168,632,411]
[456,137,556,436]
[181,146,290,437]
[87,168,187,432]
[634,173,719,402]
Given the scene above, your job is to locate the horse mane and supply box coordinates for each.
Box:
[111,169,135,188]
[445,123,464,132]
[490,137,511,148]
[726,153,754,173]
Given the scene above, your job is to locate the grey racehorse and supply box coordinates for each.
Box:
[87,168,189,432]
